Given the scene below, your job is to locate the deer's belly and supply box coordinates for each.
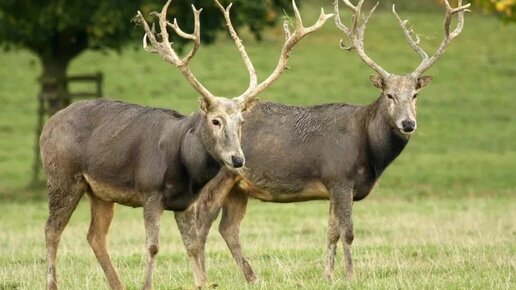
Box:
[236,178,330,202]
[84,174,144,207]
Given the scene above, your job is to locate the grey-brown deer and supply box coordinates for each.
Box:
[194,0,470,282]
[40,0,332,289]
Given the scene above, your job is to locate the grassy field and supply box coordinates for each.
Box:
[0,2,515,289]
[0,197,514,289]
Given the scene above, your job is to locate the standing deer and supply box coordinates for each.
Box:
[194,0,470,282]
[40,0,332,289]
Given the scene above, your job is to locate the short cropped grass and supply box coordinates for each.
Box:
[0,2,515,289]
[0,197,514,289]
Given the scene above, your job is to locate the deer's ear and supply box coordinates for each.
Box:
[370,75,384,89]
[417,76,433,90]
[198,96,212,115]
[242,98,259,113]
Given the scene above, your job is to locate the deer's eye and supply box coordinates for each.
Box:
[211,119,221,126]
[386,94,395,100]
[413,93,418,100]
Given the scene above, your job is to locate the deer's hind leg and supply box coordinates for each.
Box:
[324,201,340,279]
[86,193,124,290]
[45,175,87,290]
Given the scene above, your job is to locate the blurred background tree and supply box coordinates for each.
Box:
[0,0,294,113]
[471,0,515,22]
[377,0,514,22]
[433,0,515,22]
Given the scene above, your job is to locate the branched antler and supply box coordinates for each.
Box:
[214,1,258,100]
[392,4,428,61]
[216,0,333,104]
[333,0,389,78]
[135,0,332,105]
[406,0,471,76]
[134,0,215,102]
[334,0,470,78]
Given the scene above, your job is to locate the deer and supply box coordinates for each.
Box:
[39,0,332,289]
[193,0,470,283]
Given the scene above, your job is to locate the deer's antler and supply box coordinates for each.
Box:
[215,0,333,104]
[334,0,469,79]
[392,0,470,77]
[135,0,333,107]
[333,0,389,79]
[134,0,215,103]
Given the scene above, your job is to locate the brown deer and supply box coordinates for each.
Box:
[194,0,470,282]
[40,0,332,289]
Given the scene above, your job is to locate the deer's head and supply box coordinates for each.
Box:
[198,96,253,169]
[334,0,469,136]
[136,0,332,169]
[370,74,432,135]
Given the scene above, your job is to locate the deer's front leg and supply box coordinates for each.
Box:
[330,183,354,279]
[175,207,207,289]
[195,169,237,273]
[143,195,163,290]
[218,189,256,282]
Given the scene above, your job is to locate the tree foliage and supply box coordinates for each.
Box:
[435,0,515,22]
[471,0,515,22]
[0,0,295,60]
[0,0,143,61]
[143,0,295,46]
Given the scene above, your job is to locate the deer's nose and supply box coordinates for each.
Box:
[401,119,416,133]
[231,155,244,168]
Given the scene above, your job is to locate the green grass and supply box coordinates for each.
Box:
[0,197,514,289]
[0,3,515,289]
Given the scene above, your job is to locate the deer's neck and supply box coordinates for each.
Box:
[365,97,409,177]
[181,114,221,182]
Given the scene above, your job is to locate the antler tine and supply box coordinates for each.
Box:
[344,0,365,37]
[135,0,216,102]
[292,0,304,29]
[142,32,158,54]
[334,0,363,49]
[334,0,389,78]
[392,4,429,61]
[215,0,258,99]
[236,0,333,103]
[412,0,470,77]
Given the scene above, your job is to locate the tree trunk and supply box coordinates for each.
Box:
[30,57,73,187]
[30,32,88,186]
[40,58,71,115]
